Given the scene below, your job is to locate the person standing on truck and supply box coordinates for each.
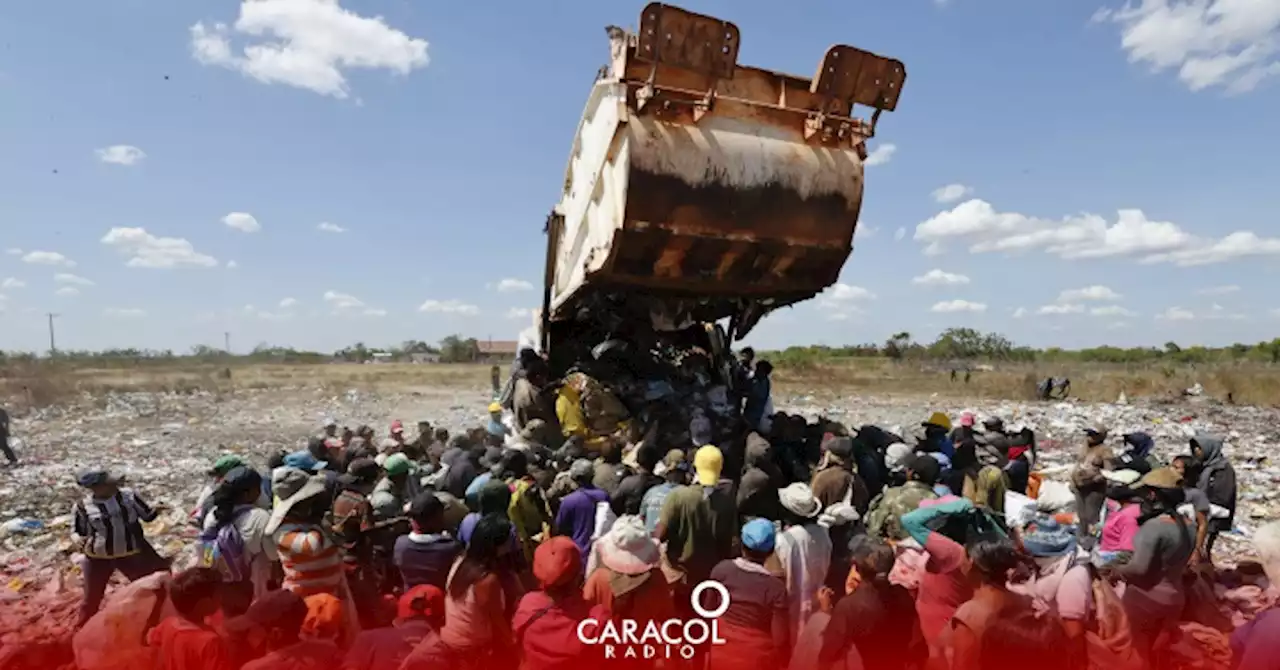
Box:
[744,361,774,434]
[513,362,562,447]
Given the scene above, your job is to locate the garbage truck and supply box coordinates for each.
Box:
[534,2,907,379]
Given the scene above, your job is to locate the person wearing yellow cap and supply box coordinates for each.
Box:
[655,445,737,595]
[919,411,956,458]
[485,402,510,446]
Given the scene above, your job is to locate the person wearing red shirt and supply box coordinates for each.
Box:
[147,567,231,670]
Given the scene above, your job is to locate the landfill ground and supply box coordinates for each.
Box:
[2,362,1278,647]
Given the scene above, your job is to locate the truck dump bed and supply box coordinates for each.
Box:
[544,3,906,344]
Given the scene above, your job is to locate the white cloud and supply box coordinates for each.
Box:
[279,297,299,308]
[55,287,80,297]
[226,260,239,269]
[1058,285,1122,302]
[222,212,261,233]
[1012,307,1028,319]
[1093,0,1280,94]
[914,198,1280,266]
[1,278,25,289]
[1157,306,1196,321]
[101,227,219,268]
[506,307,532,319]
[1091,305,1139,317]
[856,225,879,239]
[190,0,430,99]
[363,308,387,317]
[894,227,907,242]
[495,278,534,292]
[418,299,480,315]
[1038,303,1085,315]
[22,251,76,267]
[95,145,147,166]
[323,290,364,309]
[5,248,21,256]
[864,143,897,166]
[931,299,987,313]
[104,308,147,318]
[911,269,971,286]
[54,273,94,287]
[824,283,877,301]
[931,183,973,204]
[317,222,346,233]
[1197,284,1240,295]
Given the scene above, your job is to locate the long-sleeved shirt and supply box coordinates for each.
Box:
[274,523,344,597]
[73,488,158,559]
[774,522,832,643]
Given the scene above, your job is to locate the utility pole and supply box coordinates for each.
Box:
[224,331,231,354]
[47,313,59,357]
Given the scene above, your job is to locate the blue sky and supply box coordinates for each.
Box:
[2,0,1278,355]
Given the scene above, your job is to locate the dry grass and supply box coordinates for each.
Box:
[4,358,1279,410]
[772,358,1280,406]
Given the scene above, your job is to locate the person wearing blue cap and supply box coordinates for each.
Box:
[707,518,788,670]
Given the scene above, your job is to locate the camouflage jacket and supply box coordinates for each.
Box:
[866,481,939,540]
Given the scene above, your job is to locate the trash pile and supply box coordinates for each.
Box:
[2,379,1278,647]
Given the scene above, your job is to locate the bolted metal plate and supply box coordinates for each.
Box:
[811,45,906,111]
[636,2,740,79]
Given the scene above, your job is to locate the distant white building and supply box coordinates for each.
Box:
[370,352,395,364]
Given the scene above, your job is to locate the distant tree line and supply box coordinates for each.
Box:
[0,334,487,366]
[767,327,1280,367]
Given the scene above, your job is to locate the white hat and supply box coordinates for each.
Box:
[779,483,821,519]
[598,516,660,575]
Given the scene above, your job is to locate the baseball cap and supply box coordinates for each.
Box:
[694,445,723,486]
[408,491,445,521]
[906,454,941,484]
[654,449,688,477]
[384,453,412,477]
[825,436,854,460]
[225,589,308,636]
[533,536,582,589]
[488,402,502,413]
[1085,425,1110,440]
[390,420,405,434]
[283,450,326,472]
[742,518,776,553]
[208,455,245,477]
[398,585,445,621]
[569,458,594,480]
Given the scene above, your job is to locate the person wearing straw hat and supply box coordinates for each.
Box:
[268,467,344,598]
[583,516,675,635]
[707,518,789,670]
[1113,467,1194,664]
[774,482,831,642]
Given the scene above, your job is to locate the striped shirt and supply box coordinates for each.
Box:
[274,523,344,597]
[73,489,158,559]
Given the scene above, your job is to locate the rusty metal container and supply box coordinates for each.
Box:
[543,3,906,344]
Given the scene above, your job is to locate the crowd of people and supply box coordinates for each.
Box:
[53,349,1276,670]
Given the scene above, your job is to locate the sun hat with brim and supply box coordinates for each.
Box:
[923,412,953,431]
[779,482,822,519]
[1135,467,1182,490]
[266,467,329,535]
[283,451,326,473]
[598,516,661,575]
[384,453,413,477]
[1101,469,1143,485]
[208,455,245,477]
[76,470,123,488]
[1020,517,1077,558]
[742,518,777,553]
[224,589,308,635]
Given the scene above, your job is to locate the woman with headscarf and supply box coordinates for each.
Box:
[1003,428,1036,495]
[774,483,832,643]
[513,537,600,670]
[708,519,790,670]
[1190,432,1237,563]
[403,515,519,670]
[738,433,783,521]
